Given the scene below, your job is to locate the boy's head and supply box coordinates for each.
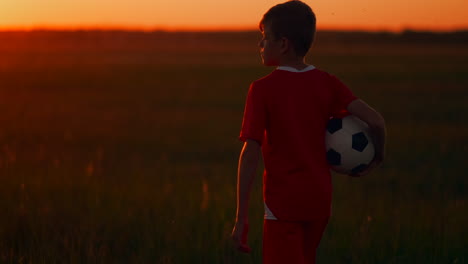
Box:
[259,0,316,65]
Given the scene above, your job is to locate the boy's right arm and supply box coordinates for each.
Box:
[347,99,387,176]
[231,139,261,253]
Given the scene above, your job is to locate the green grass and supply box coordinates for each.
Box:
[0,30,466,263]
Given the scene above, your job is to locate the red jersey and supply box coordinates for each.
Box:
[239,66,357,221]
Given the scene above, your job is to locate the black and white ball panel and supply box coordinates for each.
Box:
[325,115,375,175]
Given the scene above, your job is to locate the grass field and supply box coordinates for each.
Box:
[0,30,467,263]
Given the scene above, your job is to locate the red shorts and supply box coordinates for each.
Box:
[263,218,329,264]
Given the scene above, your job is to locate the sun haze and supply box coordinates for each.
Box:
[0,0,467,31]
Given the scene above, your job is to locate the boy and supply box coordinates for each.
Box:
[231,1,386,264]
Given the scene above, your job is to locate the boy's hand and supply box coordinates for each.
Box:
[231,221,251,253]
[350,155,383,177]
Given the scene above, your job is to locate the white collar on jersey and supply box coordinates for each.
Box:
[277,65,316,72]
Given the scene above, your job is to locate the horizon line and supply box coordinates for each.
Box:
[0,25,467,34]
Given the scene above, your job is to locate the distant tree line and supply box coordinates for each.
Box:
[0,29,466,49]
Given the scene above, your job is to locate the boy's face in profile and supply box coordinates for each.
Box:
[259,22,282,66]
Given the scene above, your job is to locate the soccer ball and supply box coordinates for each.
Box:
[325,114,375,175]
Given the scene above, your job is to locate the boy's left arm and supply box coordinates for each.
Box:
[347,99,386,176]
[231,139,261,253]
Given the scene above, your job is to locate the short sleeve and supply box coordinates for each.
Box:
[329,75,358,117]
[239,82,266,144]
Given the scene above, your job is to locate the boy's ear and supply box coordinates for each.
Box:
[280,37,290,54]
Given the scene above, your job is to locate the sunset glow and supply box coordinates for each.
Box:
[1,0,467,31]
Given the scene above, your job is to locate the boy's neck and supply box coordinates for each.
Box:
[277,57,309,71]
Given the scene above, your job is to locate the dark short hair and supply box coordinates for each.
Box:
[259,0,316,57]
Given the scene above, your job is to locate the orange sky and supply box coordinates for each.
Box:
[1,0,467,31]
